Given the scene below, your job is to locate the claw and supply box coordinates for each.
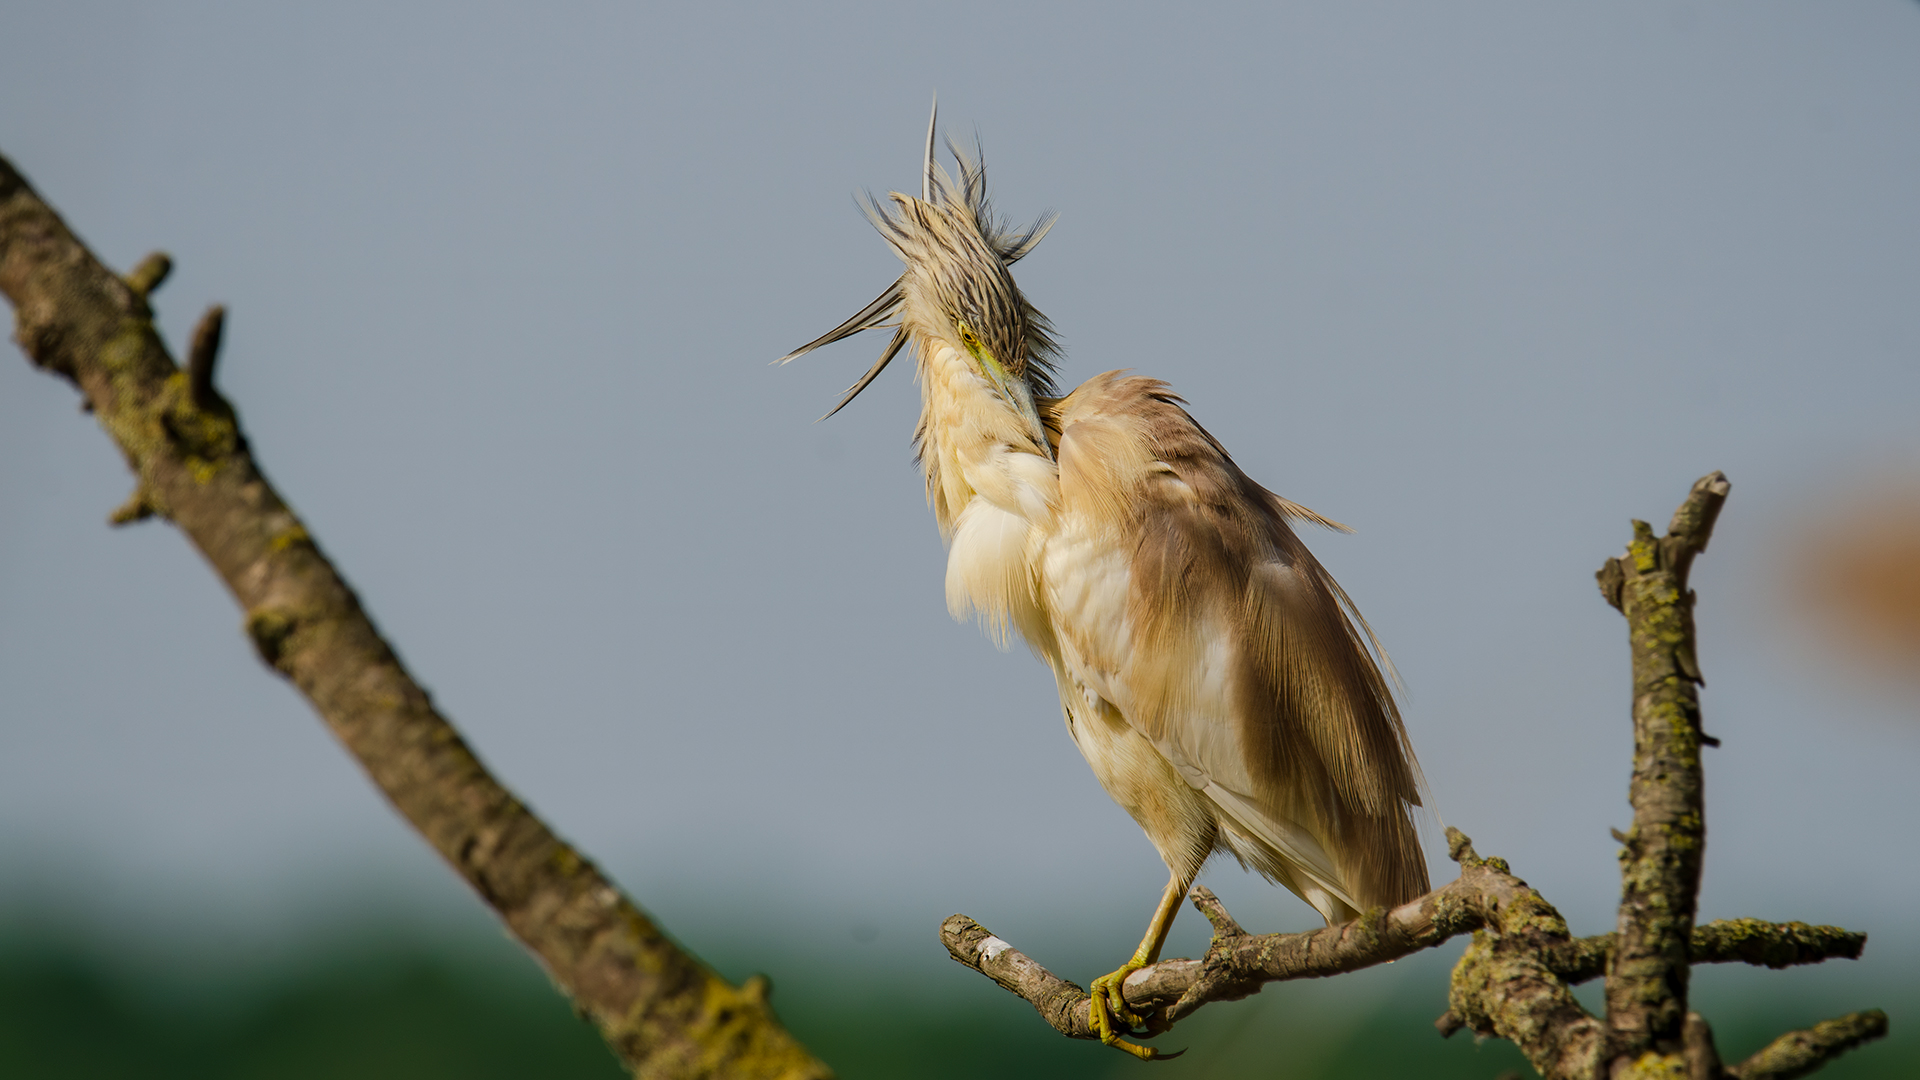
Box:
[1104,977,1144,1027]
[1087,873,1193,1061]
[1108,1036,1163,1062]
[1089,960,1161,1060]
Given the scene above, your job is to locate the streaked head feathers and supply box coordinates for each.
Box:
[779,100,1060,417]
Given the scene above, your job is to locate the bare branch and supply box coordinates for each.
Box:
[1691,919,1867,970]
[186,303,225,411]
[944,831,1609,1077]
[108,486,156,526]
[125,250,171,297]
[1188,886,1245,939]
[1173,857,1513,1020]
[1441,882,1608,1079]
[941,915,1100,1040]
[1727,1010,1888,1080]
[1545,919,1867,986]
[1685,1012,1725,1080]
[942,866,1508,1041]
[1,149,828,1080]
[1599,472,1730,1055]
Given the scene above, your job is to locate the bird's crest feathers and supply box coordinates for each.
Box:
[778,98,1058,417]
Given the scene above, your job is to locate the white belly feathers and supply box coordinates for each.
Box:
[945,496,1044,650]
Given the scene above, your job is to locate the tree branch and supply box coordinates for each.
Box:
[943,834,1877,1078]
[1,150,827,1080]
[1598,472,1729,1059]
[185,302,225,411]
[1727,1010,1889,1080]
[1544,919,1867,986]
[944,829,1609,1077]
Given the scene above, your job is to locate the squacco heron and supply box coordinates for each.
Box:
[781,106,1428,1060]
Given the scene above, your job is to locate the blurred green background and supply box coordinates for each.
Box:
[1,906,1906,1078]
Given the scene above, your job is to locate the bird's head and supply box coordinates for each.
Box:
[778,101,1059,441]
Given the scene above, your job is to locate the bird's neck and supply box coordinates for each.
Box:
[915,340,1058,538]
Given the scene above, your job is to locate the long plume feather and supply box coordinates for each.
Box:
[819,327,909,421]
[922,95,938,202]
[774,278,904,365]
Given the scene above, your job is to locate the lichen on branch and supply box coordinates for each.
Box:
[1,149,827,1080]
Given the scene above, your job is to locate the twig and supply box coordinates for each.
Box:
[124,250,171,297]
[1685,1012,1726,1080]
[0,149,828,1080]
[941,915,1098,1040]
[1690,919,1867,971]
[1188,886,1245,939]
[1727,1010,1889,1080]
[186,303,225,411]
[1544,919,1867,986]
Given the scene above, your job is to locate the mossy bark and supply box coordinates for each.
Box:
[1,150,828,1080]
[1596,474,1729,1070]
[943,834,1612,1073]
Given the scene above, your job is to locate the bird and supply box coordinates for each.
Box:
[779,104,1429,1059]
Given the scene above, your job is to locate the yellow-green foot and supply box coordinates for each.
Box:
[1089,959,1160,1061]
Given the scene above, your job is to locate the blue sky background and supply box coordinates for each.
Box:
[3,0,1917,1015]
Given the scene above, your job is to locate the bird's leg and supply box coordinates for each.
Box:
[1089,871,1191,1061]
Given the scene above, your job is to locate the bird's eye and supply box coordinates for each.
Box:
[958,324,982,350]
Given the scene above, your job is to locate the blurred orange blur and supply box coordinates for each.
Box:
[1792,481,1920,686]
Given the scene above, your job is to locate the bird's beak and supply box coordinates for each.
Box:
[1007,378,1053,458]
[974,351,1053,459]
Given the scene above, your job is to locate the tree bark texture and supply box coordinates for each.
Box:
[1597,473,1728,1064]
[1,151,829,1080]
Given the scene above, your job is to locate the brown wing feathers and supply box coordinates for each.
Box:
[1054,373,1429,910]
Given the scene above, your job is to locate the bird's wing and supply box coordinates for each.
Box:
[1048,372,1429,914]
